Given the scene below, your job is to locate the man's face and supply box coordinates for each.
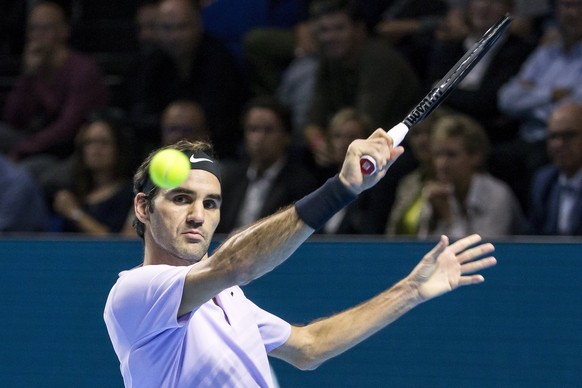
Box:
[557,0,582,43]
[26,4,68,55]
[162,104,208,145]
[136,4,159,47]
[144,170,221,265]
[157,0,202,60]
[244,107,290,170]
[547,105,582,177]
[312,11,363,60]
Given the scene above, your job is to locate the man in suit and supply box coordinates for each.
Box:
[216,96,319,234]
[528,102,582,235]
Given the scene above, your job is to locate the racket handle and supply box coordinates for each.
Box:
[360,123,409,175]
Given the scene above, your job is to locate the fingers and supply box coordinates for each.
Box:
[368,127,393,146]
[457,274,485,287]
[456,256,496,288]
[448,234,482,254]
[451,234,496,266]
[460,256,497,274]
[425,235,449,263]
[457,242,495,264]
[356,128,405,175]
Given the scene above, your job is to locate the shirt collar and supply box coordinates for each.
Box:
[559,167,582,192]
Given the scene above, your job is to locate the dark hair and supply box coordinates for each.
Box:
[132,139,217,239]
[241,95,293,134]
[71,108,133,200]
[308,0,364,22]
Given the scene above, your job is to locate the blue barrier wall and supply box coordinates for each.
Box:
[0,237,581,387]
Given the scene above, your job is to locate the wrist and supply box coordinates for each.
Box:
[337,173,360,196]
[295,175,358,230]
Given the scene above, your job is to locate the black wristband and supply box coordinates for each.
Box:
[295,175,358,230]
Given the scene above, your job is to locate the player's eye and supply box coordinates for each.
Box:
[173,195,192,204]
[204,199,220,209]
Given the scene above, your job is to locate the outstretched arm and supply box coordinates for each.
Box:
[179,130,404,316]
[270,234,496,370]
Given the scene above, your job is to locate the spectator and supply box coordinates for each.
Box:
[0,154,50,233]
[496,0,582,210]
[52,109,134,235]
[0,1,108,163]
[426,0,535,145]
[135,0,160,52]
[374,0,449,82]
[317,107,393,234]
[417,113,525,239]
[243,1,316,97]
[216,96,319,234]
[438,0,551,44]
[385,108,447,236]
[121,0,249,159]
[303,0,420,167]
[277,50,319,146]
[528,102,582,235]
[161,99,210,146]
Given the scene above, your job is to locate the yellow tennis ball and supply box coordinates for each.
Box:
[148,149,190,189]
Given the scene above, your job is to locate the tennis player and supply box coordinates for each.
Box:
[104,131,496,387]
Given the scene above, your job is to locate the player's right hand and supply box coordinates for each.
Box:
[339,128,404,194]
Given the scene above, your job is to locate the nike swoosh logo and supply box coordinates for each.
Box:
[190,156,214,164]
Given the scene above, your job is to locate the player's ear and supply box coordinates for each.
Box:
[135,193,150,223]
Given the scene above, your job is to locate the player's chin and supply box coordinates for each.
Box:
[181,245,207,264]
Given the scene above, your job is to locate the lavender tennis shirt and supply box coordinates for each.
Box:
[104,264,291,387]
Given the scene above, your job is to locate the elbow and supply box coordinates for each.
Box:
[300,360,324,371]
[293,354,324,371]
[290,340,326,371]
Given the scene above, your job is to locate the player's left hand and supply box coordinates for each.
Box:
[407,234,496,303]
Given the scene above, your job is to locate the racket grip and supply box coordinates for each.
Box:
[360,123,409,175]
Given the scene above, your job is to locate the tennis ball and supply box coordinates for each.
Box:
[148,149,190,189]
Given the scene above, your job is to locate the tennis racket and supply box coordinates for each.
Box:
[360,13,512,175]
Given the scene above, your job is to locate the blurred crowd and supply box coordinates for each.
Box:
[1,0,581,238]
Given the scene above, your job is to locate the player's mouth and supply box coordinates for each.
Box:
[182,230,204,241]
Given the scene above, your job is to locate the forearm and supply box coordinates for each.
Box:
[67,209,110,235]
[213,206,313,285]
[281,279,421,370]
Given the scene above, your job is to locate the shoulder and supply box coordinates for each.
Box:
[220,160,250,184]
[115,265,189,290]
[109,265,191,307]
[0,156,37,191]
[532,164,560,187]
[475,173,516,199]
[364,39,407,62]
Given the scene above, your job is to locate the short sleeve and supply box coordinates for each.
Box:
[247,299,291,353]
[106,265,193,346]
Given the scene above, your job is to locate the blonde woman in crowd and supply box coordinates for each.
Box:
[416,114,525,238]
